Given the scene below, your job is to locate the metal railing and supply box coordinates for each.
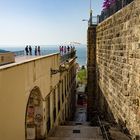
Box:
[60,51,76,63]
[98,116,110,140]
[13,50,56,57]
[99,0,134,23]
[92,16,100,25]
[12,49,76,63]
[13,50,24,56]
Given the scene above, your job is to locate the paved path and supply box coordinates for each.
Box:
[15,55,50,64]
[15,56,38,63]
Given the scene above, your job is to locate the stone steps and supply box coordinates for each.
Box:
[47,125,103,140]
[64,121,90,126]
[47,137,102,140]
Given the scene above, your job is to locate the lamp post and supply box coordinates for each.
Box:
[51,62,69,75]
[89,0,92,25]
[90,0,92,12]
[82,19,90,26]
[82,0,93,26]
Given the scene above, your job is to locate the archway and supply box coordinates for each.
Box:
[25,87,44,140]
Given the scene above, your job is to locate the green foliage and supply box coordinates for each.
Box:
[77,68,87,84]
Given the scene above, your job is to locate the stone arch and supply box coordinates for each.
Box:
[25,86,44,140]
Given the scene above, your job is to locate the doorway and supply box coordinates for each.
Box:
[25,87,44,140]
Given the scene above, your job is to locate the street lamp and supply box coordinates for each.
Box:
[82,19,90,26]
[51,62,69,75]
[89,0,92,25]
[82,0,93,26]
[82,19,88,22]
[89,0,92,12]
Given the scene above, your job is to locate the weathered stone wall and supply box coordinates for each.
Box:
[96,0,140,138]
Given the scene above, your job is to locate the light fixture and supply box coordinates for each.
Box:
[51,62,69,75]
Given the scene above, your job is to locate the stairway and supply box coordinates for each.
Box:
[46,85,103,140]
[46,105,103,140]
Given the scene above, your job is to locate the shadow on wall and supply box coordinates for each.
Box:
[97,85,116,124]
[97,85,133,137]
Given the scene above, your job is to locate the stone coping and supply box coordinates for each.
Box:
[0,53,59,71]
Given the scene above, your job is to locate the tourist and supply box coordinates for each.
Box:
[70,46,73,52]
[25,45,29,55]
[29,46,32,55]
[35,46,37,56]
[61,46,64,55]
[73,46,75,51]
[38,46,41,55]
[59,46,62,54]
[64,46,66,54]
[67,45,70,53]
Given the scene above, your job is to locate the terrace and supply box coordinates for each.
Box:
[0,48,76,67]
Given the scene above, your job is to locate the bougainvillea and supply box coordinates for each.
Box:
[102,0,116,10]
[110,0,116,4]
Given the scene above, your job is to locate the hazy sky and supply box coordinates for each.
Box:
[0,0,103,46]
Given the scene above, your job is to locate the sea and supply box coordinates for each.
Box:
[0,45,87,66]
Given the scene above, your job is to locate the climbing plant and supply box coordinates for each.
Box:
[102,0,116,9]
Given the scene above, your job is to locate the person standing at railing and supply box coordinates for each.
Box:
[67,46,70,53]
[25,45,29,55]
[73,46,75,51]
[29,46,32,55]
[38,46,41,55]
[70,46,73,52]
[64,46,66,54]
[59,46,62,55]
[61,46,64,55]
[35,46,37,56]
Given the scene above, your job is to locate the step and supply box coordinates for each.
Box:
[64,121,90,126]
[47,137,103,140]
[50,126,103,139]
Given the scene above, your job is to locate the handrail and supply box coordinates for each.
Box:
[13,50,24,56]
[60,51,76,63]
[98,116,109,140]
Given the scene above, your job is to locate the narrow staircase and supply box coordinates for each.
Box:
[46,103,103,140]
[47,125,103,140]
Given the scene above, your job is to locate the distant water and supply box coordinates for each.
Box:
[0,45,87,66]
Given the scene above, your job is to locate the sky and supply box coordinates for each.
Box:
[0,0,103,46]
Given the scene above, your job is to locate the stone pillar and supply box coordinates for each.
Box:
[87,24,97,121]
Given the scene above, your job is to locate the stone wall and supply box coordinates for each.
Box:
[96,0,140,138]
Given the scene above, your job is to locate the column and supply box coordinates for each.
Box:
[87,24,97,121]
